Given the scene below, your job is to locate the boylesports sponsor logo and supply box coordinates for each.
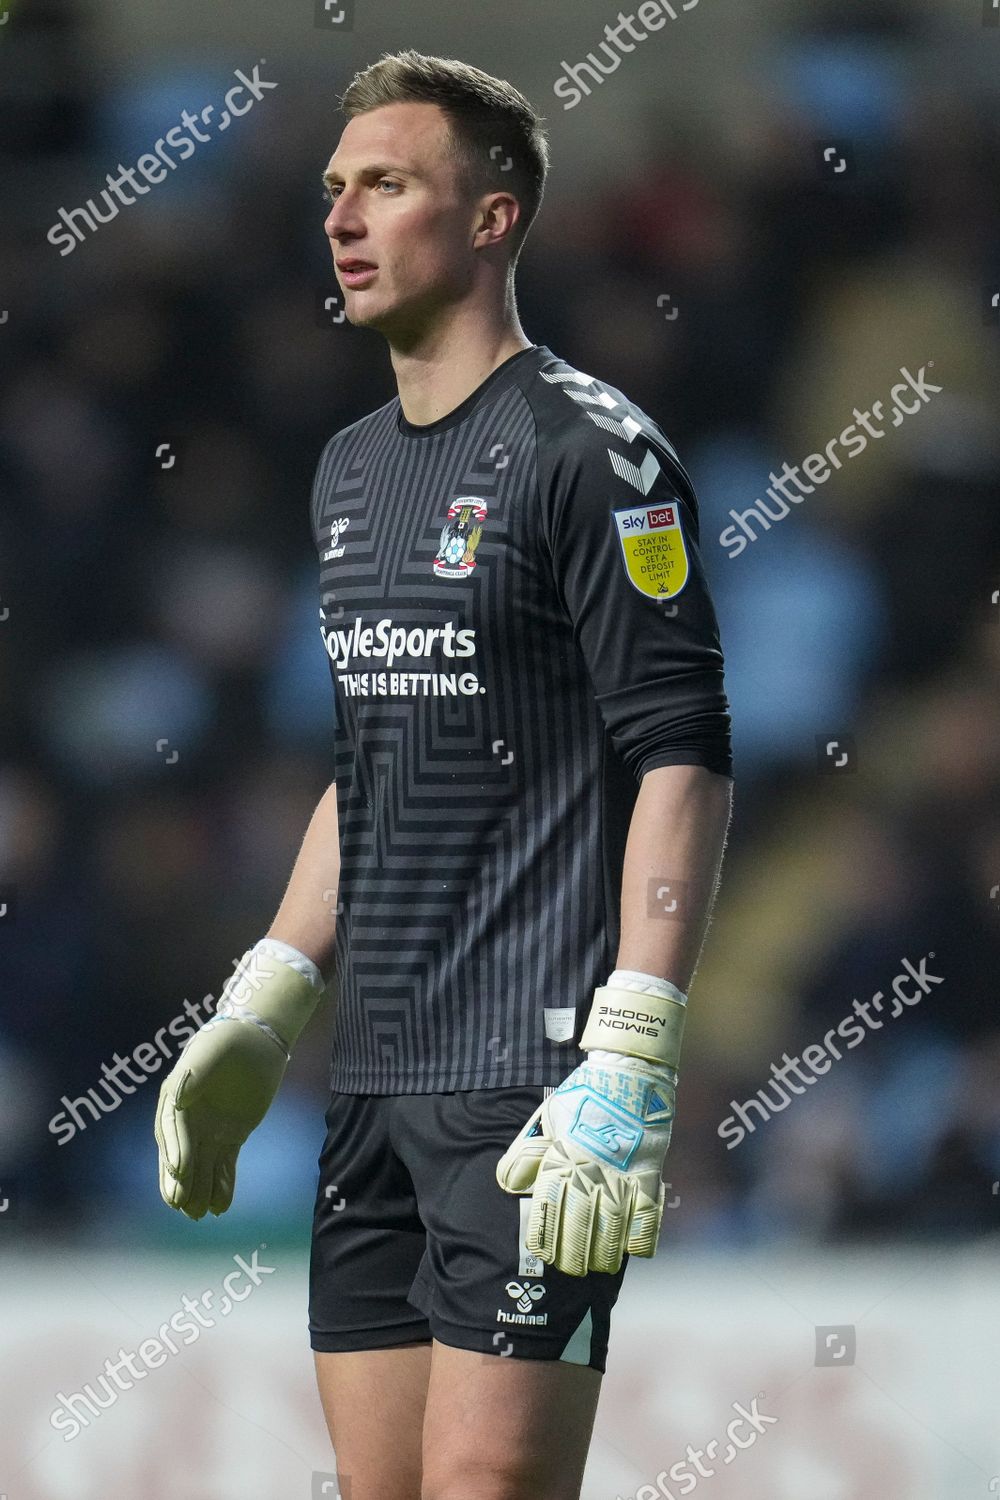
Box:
[320,615,482,700]
[321,615,476,671]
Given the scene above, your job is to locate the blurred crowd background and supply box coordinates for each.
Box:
[1,0,998,1257]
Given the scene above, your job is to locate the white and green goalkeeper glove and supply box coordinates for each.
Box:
[154,939,324,1220]
[496,969,687,1277]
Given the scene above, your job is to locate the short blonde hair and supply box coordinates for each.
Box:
[339,49,550,263]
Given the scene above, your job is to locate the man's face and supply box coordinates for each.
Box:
[322,101,481,340]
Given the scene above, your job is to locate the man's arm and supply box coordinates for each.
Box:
[616,763,732,992]
[496,761,732,1274]
[497,405,734,1270]
[265,780,341,984]
[154,781,340,1219]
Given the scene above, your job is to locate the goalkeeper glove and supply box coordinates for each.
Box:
[154,938,324,1220]
[495,969,687,1276]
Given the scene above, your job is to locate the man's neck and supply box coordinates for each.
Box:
[390,322,535,427]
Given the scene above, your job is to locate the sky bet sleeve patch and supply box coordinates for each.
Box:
[612,499,690,600]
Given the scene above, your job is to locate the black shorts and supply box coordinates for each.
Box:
[308,1086,629,1374]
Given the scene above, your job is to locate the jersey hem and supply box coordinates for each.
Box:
[325,1057,581,1096]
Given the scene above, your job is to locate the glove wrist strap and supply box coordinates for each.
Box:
[579,976,687,1069]
[215,940,324,1052]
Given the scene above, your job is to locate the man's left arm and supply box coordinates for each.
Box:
[616,763,732,991]
[497,417,734,1273]
[496,762,732,1275]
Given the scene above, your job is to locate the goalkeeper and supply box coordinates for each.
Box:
[155,48,734,1500]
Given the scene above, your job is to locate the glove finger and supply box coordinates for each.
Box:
[157,1104,202,1218]
[555,1172,602,1278]
[158,1137,188,1210]
[588,1177,629,1275]
[156,1073,198,1182]
[160,1081,213,1218]
[155,1096,191,1214]
[625,1178,665,1259]
[154,1083,176,1175]
[169,1095,203,1191]
[209,1145,239,1217]
[180,1140,218,1221]
[156,1095,195,1211]
[524,1160,589,1275]
[495,1104,548,1193]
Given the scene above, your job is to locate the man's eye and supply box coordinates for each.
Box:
[322,179,397,203]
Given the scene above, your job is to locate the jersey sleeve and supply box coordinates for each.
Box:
[538,426,733,782]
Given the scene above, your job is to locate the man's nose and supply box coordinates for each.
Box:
[325,190,362,239]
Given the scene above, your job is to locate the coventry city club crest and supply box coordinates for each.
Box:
[612,500,689,600]
[433,497,487,579]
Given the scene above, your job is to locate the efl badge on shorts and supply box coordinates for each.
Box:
[613,500,689,600]
[433,497,487,579]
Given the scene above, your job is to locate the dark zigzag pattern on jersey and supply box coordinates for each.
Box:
[313,382,594,1088]
[304,343,718,1092]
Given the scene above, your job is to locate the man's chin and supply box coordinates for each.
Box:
[340,288,382,321]
[339,303,373,329]
[345,300,408,338]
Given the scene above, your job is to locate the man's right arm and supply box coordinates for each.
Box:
[265,779,341,984]
[154,780,341,1219]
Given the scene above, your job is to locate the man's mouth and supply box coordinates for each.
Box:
[337,260,378,288]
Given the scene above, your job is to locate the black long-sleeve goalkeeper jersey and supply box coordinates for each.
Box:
[310,343,732,1094]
